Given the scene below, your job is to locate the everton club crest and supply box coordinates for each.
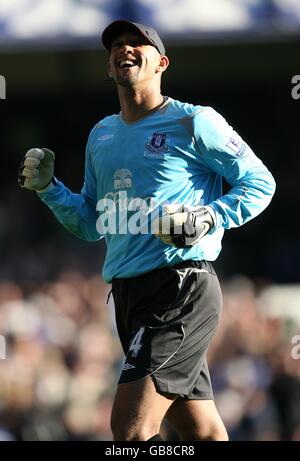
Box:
[145,132,169,158]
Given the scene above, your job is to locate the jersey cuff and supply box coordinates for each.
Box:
[204,205,217,228]
[36,177,58,193]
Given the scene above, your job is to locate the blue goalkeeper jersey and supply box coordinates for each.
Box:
[38,97,275,283]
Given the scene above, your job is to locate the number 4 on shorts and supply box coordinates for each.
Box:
[129,326,145,357]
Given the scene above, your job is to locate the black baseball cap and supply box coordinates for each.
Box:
[101,20,165,55]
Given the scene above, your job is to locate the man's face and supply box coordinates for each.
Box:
[108,32,163,87]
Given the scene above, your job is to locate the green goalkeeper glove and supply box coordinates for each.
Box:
[154,204,215,248]
[18,148,55,191]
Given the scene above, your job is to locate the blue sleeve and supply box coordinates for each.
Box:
[194,107,276,229]
[37,126,102,242]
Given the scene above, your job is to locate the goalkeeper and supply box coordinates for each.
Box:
[18,20,276,441]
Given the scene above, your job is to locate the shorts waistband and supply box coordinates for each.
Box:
[112,260,214,285]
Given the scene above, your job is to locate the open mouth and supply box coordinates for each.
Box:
[118,59,138,69]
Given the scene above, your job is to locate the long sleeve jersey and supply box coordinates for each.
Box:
[38,97,276,282]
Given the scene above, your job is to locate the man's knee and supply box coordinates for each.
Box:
[196,421,229,441]
[166,398,228,441]
[175,417,228,441]
[111,423,158,441]
[111,414,159,441]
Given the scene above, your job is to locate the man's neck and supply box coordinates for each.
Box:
[118,86,164,123]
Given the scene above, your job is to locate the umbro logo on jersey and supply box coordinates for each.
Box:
[123,362,135,371]
[97,134,114,141]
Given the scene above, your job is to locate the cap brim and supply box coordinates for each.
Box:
[101,20,164,54]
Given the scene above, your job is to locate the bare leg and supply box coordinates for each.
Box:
[111,375,176,441]
[166,398,228,441]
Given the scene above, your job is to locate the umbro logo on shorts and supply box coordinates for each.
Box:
[123,362,136,371]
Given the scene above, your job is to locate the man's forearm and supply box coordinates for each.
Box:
[38,178,102,242]
[209,168,276,229]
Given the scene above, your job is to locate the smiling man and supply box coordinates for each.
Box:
[103,21,169,121]
[18,19,276,441]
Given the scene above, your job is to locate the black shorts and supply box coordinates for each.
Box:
[112,260,222,400]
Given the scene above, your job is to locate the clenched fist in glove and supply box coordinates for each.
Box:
[154,204,215,248]
[18,148,55,191]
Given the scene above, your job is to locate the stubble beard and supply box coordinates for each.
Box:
[116,69,140,88]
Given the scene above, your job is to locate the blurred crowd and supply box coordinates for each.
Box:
[0,271,121,441]
[1,0,300,44]
[0,270,299,441]
[209,276,300,441]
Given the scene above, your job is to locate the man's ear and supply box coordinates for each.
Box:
[156,55,169,74]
